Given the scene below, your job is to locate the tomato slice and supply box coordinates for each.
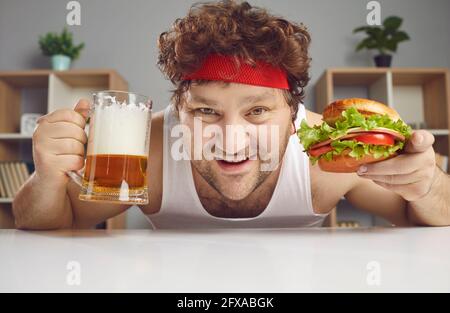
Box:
[353,133,395,146]
[309,145,334,157]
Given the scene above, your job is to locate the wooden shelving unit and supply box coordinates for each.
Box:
[0,69,129,229]
[315,67,450,227]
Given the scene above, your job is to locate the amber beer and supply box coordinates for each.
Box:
[71,91,152,205]
[83,154,147,190]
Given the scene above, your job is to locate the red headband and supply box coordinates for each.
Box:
[183,54,289,90]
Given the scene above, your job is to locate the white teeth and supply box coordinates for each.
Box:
[217,157,248,163]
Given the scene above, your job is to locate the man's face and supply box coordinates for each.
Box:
[178,82,293,201]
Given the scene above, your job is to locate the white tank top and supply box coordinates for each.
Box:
[146,104,327,229]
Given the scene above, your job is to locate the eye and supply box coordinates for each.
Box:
[197,108,218,115]
[248,107,268,116]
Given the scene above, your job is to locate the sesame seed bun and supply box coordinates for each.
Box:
[323,98,400,126]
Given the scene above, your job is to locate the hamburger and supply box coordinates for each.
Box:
[297,98,412,173]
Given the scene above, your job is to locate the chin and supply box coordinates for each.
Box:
[211,174,254,200]
[217,185,254,201]
[193,159,264,201]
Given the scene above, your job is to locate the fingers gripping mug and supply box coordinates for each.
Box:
[68,91,152,205]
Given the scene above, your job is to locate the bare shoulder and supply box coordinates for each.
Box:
[140,109,165,214]
[151,110,164,139]
[149,110,164,161]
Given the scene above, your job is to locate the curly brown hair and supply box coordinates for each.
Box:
[157,0,311,121]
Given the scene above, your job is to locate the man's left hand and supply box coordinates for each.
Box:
[357,130,437,202]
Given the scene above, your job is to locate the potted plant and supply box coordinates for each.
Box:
[353,16,410,67]
[39,28,85,71]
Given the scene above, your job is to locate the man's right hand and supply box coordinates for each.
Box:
[32,99,90,183]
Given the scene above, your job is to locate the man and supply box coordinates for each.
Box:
[13,1,449,229]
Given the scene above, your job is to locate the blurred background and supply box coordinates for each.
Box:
[1,0,450,107]
[0,0,449,229]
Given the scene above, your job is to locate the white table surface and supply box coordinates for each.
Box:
[1,227,449,292]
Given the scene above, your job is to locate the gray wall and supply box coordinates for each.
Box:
[1,0,449,228]
[1,0,450,109]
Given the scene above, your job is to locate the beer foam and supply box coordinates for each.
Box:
[87,96,151,156]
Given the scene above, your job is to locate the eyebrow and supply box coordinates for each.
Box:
[240,92,275,104]
[190,95,218,106]
[190,91,275,106]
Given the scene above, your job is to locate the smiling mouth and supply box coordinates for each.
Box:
[215,155,248,161]
[215,157,254,172]
[217,158,248,164]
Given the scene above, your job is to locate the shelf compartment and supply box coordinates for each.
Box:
[48,70,127,112]
[391,71,448,130]
[0,80,21,134]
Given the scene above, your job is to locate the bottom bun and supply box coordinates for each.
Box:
[318,149,397,173]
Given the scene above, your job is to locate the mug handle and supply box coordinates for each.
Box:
[66,105,91,188]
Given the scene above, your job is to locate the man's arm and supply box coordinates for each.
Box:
[406,166,450,226]
[13,172,129,229]
[345,166,450,227]
[344,175,411,226]
[13,100,130,230]
[348,130,450,227]
[13,172,74,229]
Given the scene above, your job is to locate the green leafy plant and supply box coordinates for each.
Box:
[39,28,85,60]
[353,16,410,55]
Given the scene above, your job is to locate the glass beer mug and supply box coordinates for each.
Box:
[68,91,152,205]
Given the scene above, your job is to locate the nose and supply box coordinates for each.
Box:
[217,114,251,156]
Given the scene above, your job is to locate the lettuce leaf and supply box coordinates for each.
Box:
[297,107,412,151]
[297,107,412,164]
[308,141,405,165]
